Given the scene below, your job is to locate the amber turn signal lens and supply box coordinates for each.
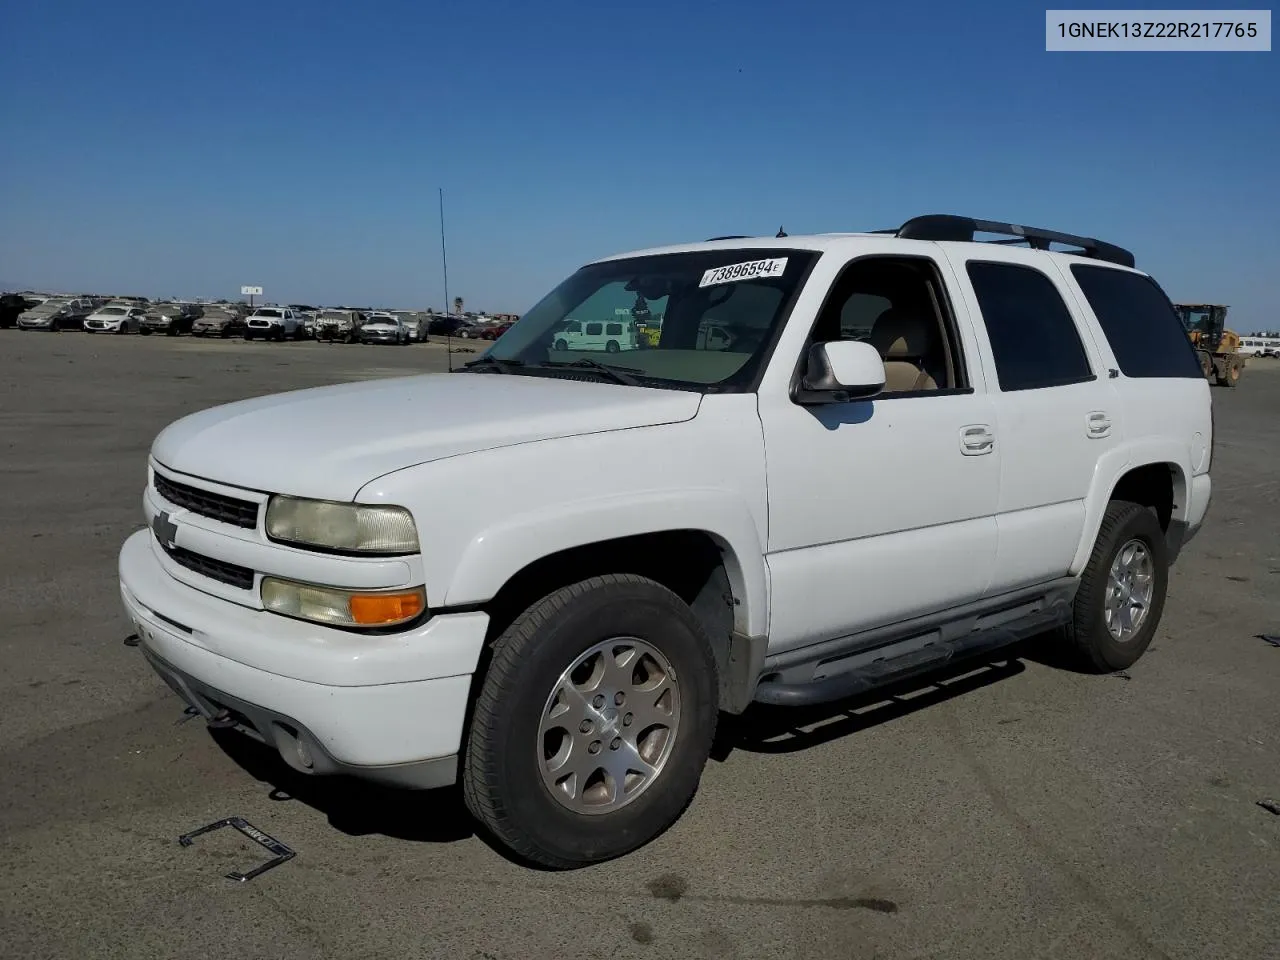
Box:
[349,590,426,625]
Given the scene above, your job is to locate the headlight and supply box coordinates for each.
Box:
[262,577,426,628]
[265,496,419,553]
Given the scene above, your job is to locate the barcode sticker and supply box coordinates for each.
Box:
[699,258,788,288]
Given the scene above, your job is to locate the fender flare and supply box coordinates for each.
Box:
[442,489,769,637]
[1069,440,1192,576]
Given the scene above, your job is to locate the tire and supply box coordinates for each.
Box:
[244,331,254,341]
[554,338,567,351]
[1061,500,1169,673]
[140,327,152,336]
[463,574,719,869]
[166,326,178,337]
[605,340,620,354]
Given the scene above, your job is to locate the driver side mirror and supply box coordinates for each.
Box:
[795,340,885,405]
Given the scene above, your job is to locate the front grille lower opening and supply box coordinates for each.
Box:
[161,542,255,590]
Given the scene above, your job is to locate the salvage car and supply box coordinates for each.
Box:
[16,296,96,331]
[140,302,204,336]
[358,312,410,345]
[314,308,365,343]
[191,306,247,338]
[120,214,1213,869]
[85,303,147,333]
[244,306,304,341]
[1,293,42,328]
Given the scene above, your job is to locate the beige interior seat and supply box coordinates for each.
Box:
[869,309,939,392]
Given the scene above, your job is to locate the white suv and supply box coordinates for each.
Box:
[118,215,1213,869]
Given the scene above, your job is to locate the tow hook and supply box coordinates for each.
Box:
[207,709,238,730]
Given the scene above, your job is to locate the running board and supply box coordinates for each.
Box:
[753,593,1072,708]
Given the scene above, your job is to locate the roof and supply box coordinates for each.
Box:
[589,214,1141,273]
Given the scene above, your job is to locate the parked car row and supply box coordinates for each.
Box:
[2,292,528,350]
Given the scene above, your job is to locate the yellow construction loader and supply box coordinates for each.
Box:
[1175,303,1245,387]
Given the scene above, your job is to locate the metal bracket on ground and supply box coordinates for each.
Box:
[178,816,296,882]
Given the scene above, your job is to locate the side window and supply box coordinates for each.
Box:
[605,322,622,336]
[585,322,602,336]
[810,256,966,395]
[966,262,1094,392]
[1069,265,1203,379]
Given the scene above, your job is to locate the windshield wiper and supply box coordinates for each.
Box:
[536,357,643,386]
[460,356,525,374]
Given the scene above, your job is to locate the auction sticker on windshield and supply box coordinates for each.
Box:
[699,258,788,288]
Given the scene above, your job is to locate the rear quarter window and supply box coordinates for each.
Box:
[1069,265,1203,379]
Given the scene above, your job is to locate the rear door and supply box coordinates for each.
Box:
[943,250,1122,593]
[1058,261,1212,491]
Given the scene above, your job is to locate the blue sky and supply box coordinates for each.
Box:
[1,0,1275,327]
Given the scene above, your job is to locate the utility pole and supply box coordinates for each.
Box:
[439,187,452,371]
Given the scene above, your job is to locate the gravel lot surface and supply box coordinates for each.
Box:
[2,333,1278,960]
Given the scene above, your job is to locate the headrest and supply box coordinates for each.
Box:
[870,308,933,359]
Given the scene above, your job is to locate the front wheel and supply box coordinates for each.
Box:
[1060,500,1169,673]
[463,574,719,869]
[554,338,567,351]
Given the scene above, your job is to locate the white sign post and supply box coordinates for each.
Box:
[240,285,263,309]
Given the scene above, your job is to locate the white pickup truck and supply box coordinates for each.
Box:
[119,215,1213,869]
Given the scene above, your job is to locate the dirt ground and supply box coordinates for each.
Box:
[2,333,1278,960]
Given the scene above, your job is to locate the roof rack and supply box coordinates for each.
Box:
[895,214,1135,268]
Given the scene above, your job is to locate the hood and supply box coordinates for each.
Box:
[151,372,703,501]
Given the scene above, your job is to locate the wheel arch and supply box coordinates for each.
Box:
[442,495,769,713]
[1070,444,1191,576]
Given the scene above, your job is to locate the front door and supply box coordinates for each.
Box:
[758,252,1001,654]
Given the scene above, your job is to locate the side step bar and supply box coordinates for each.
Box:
[753,593,1073,708]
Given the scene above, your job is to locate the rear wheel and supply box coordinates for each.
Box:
[463,574,719,869]
[605,340,620,353]
[554,338,568,351]
[1061,500,1168,673]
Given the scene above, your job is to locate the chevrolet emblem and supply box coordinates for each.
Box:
[152,511,179,550]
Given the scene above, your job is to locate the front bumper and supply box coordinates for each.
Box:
[119,529,489,788]
[85,321,122,332]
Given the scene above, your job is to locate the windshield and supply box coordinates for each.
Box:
[318,311,349,321]
[99,307,127,316]
[479,248,818,390]
[253,308,283,318]
[29,300,67,315]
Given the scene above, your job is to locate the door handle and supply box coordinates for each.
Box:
[960,424,994,456]
[1087,411,1111,439]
